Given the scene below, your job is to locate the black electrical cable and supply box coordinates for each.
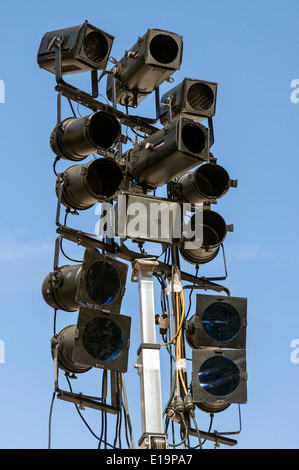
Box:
[190,414,202,449]
[116,407,123,448]
[64,375,117,449]
[53,156,60,176]
[53,308,57,336]
[59,237,83,263]
[167,418,189,448]
[122,404,132,449]
[48,391,56,449]
[185,265,199,320]
[65,375,103,442]
[125,105,148,139]
[113,409,121,448]
[67,98,77,118]
[58,209,83,263]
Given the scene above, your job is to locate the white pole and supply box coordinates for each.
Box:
[133,259,167,449]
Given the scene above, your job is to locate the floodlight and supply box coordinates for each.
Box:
[42,264,81,312]
[42,249,128,313]
[186,294,247,349]
[37,22,114,75]
[52,308,131,374]
[57,157,124,210]
[128,117,209,189]
[177,162,232,205]
[50,111,121,161]
[106,29,183,107]
[160,78,217,124]
[51,325,91,374]
[72,306,131,373]
[180,209,229,264]
[191,349,247,405]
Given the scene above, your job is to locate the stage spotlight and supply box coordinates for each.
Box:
[160,78,217,124]
[106,28,183,107]
[186,294,247,350]
[56,157,124,210]
[180,209,229,264]
[42,249,128,313]
[50,111,121,161]
[177,162,233,205]
[191,348,247,405]
[72,306,131,373]
[37,22,114,75]
[128,117,209,189]
[51,325,91,374]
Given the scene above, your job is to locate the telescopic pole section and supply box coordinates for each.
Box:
[133,259,167,449]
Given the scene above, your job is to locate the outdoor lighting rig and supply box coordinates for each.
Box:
[38,19,247,450]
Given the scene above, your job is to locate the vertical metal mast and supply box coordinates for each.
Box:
[133,259,167,449]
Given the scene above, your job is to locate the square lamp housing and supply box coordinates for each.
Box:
[160,78,218,125]
[190,294,247,349]
[73,306,131,373]
[37,22,114,75]
[191,348,247,405]
[75,248,128,314]
[106,28,183,107]
[128,117,210,189]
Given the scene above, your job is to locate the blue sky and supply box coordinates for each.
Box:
[0,0,299,449]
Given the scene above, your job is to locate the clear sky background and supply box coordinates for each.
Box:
[0,0,298,450]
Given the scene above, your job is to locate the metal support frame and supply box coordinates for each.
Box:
[51,45,125,416]
[45,33,238,450]
[51,335,120,414]
[133,259,167,449]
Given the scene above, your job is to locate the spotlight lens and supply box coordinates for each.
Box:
[83,31,109,63]
[187,83,214,111]
[87,159,123,198]
[85,261,120,305]
[89,112,120,150]
[150,34,178,64]
[82,317,123,361]
[181,123,206,154]
[202,302,241,342]
[192,211,226,247]
[198,356,240,397]
[195,164,229,199]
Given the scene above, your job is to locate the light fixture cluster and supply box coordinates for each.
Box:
[38,19,247,446]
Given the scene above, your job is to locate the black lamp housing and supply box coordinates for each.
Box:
[42,264,81,312]
[160,78,218,125]
[72,306,131,373]
[106,28,183,107]
[176,162,232,206]
[191,348,247,405]
[50,111,121,161]
[127,117,209,189]
[41,249,128,313]
[51,325,92,374]
[186,294,247,349]
[76,248,128,313]
[37,22,114,75]
[179,208,230,265]
[56,157,125,210]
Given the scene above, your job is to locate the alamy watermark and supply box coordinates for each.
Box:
[290,79,299,103]
[0,80,4,103]
[94,195,204,249]
[290,339,299,364]
[0,339,4,363]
